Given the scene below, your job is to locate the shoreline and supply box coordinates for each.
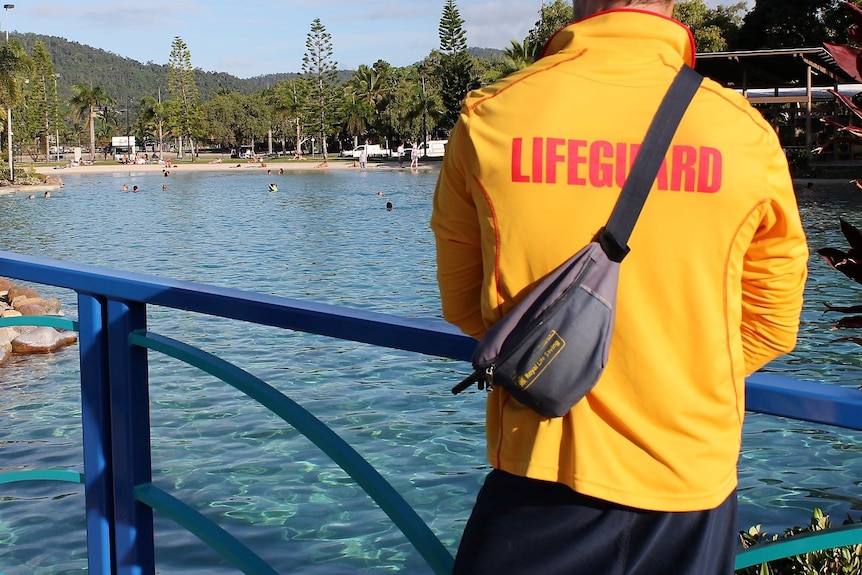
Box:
[0,157,437,194]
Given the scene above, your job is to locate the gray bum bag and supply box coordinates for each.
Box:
[452,65,703,418]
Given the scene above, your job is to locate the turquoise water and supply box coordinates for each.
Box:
[0,169,861,573]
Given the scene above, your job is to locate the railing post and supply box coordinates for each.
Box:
[77,293,114,575]
[107,299,154,575]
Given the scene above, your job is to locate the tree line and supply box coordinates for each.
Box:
[0,0,858,167]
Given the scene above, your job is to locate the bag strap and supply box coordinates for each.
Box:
[598,65,703,262]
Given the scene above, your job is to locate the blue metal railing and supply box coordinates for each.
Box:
[1,248,862,574]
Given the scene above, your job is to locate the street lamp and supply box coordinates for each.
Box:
[126,99,130,164]
[3,6,12,43]
[4,4,14,182]
[54,74,60,163]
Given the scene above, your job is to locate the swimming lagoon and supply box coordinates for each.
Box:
[0,169,861,573]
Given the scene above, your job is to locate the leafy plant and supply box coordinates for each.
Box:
[738,508,862,574]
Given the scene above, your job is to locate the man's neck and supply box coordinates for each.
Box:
[574,1,674,21]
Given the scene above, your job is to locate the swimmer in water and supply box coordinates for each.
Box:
[269,183,278,192]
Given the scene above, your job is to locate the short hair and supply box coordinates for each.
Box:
[624,0,672,4]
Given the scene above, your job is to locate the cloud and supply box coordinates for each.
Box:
[460,1,539,48]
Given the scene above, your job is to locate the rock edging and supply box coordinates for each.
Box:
[0,277,78,365]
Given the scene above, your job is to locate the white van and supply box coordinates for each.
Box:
[340,144,390,158]
[417,140,447,158]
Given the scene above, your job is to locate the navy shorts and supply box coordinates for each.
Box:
[453,470,738,575]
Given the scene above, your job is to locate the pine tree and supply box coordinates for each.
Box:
[439,0,468,55]
[437,0,475,133]
[167,36,201,159]
[302,18,338,161]
[28,41,58,162]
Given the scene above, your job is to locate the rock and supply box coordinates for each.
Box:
[15,304,47,316]
[0,344,9,365]
[11,327,77,354]
[42,175,62,185]
[0,310,33,336]
[0,326,16,347]
[8,286,39,301]
[0,278,15,292]
[13,297,61,315]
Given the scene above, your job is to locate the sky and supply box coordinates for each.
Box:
[8,0,728,79]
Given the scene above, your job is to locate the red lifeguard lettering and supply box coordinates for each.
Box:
[510,137,724,194]
[698,147,722,193]
[532,138,544,184]
[590,140,614,187]
[568,140,587,185]
[656,154,669,190]
[671,146,698,192]
[511,138,529,182]
[546,138,566,184]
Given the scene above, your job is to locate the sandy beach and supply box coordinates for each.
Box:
[0,156,437,194]
[64,158,360,175]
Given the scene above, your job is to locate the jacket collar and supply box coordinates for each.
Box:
[542,9,696,67]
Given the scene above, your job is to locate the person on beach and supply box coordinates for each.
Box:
[410,144,419,170]
[431,2,808,574]
[359,148,368,171]
[397,143,405,168]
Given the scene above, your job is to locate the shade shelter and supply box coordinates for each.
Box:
[694,47,861,156]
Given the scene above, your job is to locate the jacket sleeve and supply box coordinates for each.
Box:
[431,122,487,340]
[740,145,808,375]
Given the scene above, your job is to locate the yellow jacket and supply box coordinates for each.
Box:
[431,10,808,512]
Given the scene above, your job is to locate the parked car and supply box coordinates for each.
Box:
[416,140,447,158]
[339,144,391,158]
[231,145,255,159]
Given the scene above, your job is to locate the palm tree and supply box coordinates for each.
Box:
[405,76,444,153]
[489,39,541,82]
[70,84,114,162]
[349,65,385,134]
[0,39,33,178]
[341,90,373,149]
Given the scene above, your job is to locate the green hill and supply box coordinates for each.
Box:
[14,32,505,106]
[15,32,300,104]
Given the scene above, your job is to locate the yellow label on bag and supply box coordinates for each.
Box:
[516,330,567,390]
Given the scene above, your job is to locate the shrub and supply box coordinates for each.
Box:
[738,508,862,574]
